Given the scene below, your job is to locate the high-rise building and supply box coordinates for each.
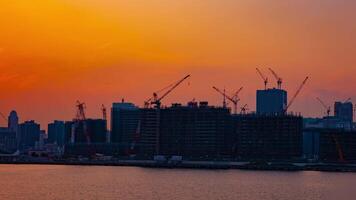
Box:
[48,120,65,146]
[111,102,140,145]
[18,120,41,151]
[256,88,287,115]
[8,111,18,135]
[334,101,353,124]
[138,102,231,158]
[232,114,303,160]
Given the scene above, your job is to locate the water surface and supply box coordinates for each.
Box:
[0,165,354,200]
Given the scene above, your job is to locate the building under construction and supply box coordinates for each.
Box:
[157,102,230,159]
[232,114,303,160]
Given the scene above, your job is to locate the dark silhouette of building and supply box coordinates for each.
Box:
[256,89,287,115]
[65,119,107,144]
[334,101,353,125]
[139,108,159,157]
[304,128,356,162]
[0,127,17,153]
[8,111,18,133]
[48,120,65,146]
[111,102,140,145]
[232,114,303,160]
[64,121,74,144]
[138,102,231,159]
[85,119,107,143]
[18,120,41,151]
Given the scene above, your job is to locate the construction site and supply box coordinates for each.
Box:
[59,67,353,164]
[0,67,354,166]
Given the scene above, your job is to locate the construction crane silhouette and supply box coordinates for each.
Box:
[232,87,243,103]
[74,101,90,144]
[0,112,7,124]
[316,97,331,116]
[268,68,282,89]
[101,104,107,121]
[284,77,309,114]
[240,104,248,114]
[212,86,240,114]
[256,68,268,90]
[145,75,190,155]
[149,75,191,109]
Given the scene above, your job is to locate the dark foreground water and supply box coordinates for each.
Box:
[0,165,355,200]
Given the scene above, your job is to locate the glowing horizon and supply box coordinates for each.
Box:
[0,0,355,128]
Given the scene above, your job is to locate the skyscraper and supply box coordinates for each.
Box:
[18,120,41,151]
[8,111,18,134]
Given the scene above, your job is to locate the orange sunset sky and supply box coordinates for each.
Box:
[0,0,355,129]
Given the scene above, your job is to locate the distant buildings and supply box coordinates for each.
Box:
[256,88,287,115]
[18,120,41,151]
[0,127,17,153]
[303,128,356,162]
[334,101,353,125]
[48,120,65,146]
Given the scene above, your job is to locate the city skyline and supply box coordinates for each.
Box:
[1,1,355,128]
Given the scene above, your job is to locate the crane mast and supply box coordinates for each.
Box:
[101,104,107,120]
[268,68,282,89]
[256,68,268,90]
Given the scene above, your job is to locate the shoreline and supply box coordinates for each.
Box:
[1,160,356,172]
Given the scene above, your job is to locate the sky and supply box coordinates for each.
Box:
[0,0,355,129]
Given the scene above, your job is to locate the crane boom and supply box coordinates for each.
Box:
[316,97,331,116]
[212,86,235,103]
[233,87,243,99]
[268,68,282,89]
[0,112,7,123]
[256,68,268,90]
[212,86,239,114]
[284,76,309,113]
[151,75,191,108]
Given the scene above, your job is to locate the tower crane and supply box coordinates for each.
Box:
[75,101,86,121]
[74,101,90,144]
[256,68,268,90]
[284,76,309,114]
[101,104,107,121]
[268,68,282,89]
[212,86,240,114]
[316,97,331,116]
[150,75,191,108]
